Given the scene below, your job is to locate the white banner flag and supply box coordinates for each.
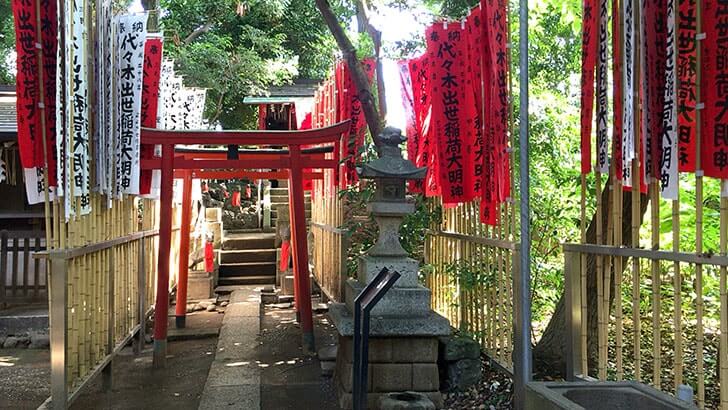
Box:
[193,89,207,129]
[623,0,636,187]
[56,0,91,219]
[181,88,196,130]
[115,13,147,196]
[156,60,174,129]
[166,77,183,130]
[95,0,114,197]
[660,0,679,199]
[71,0,91,214]
[24,168,57,205]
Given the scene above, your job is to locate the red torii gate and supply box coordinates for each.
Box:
[140,121,351,367]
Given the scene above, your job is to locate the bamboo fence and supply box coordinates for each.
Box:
[44,194,181,408]
[310,159,348,302]
[424,197,517,372]
[563,0,728,406]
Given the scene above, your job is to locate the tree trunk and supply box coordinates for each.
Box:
[315,0,384,152]
[354,0,387,118]
[532,177,649,376]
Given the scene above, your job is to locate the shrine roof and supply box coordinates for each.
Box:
[0,87,16,140]
[243,79,320,104]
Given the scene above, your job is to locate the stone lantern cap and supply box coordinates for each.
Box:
[357,127,427,181]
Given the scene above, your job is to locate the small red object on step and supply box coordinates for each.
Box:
[204,241,215,273]
[280,240,290,271]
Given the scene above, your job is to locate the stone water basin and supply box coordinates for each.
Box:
[525,381,697,410]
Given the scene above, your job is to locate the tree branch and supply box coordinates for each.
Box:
[184,22,214,45]
[354,0,387,118]
[315,0,384,153]
[209,91,226,125]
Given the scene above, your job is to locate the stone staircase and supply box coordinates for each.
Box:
[269,180,312,229]
[217,232,277,287]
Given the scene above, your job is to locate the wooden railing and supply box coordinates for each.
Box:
[0,229,47,304]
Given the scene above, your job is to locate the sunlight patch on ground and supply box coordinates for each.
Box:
[0,355,19,367]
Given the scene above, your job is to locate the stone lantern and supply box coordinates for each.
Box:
[329,127,450,409]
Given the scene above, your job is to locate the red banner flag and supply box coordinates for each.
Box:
[398,60,423,194]
[466,12,485,198]
[481,0,510,224]
[580,0,599,174]
[409,55,433,195]
[340,58,376,188]
[139,37,163,195]
[12,0,58,185]
[642,0,668,180]
[428,23,472,205]
[677,0,697,172]
[701,0,728,178]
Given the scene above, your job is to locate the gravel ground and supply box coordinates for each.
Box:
[71,310,223,410]
[0,348,50,409]
[443,356,514,410]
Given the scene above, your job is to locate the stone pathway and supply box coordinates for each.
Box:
[198,287,340,410]
[198,288,262,410]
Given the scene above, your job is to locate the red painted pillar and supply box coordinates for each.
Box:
[288,145,315,353]
[174,171,193,328]
[287,170,300,320]
[153,143,175,368]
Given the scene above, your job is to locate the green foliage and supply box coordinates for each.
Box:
[160,0,350,129]
[338,139,442,277]
[0,0,15,84]
[422,0,479,18]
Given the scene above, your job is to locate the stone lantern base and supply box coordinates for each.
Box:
[329,297,450,409]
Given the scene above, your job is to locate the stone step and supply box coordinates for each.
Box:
[219,262,276,277]
[222,233,276,250]
[270,194,312,203]
[219,249,276,264]
[218,275,275,286]
[269,187,290,196]
[271,209,311,219]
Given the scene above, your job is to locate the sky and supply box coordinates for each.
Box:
[128,1,432,131]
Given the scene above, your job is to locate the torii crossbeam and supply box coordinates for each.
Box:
[141,121,351,367]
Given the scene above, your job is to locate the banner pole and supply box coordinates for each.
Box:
[514,0,531,405]
[33,0,53,250]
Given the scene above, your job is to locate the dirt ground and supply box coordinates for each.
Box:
[0,348,51,409]
[259,299,340,410]
[71,310,223,410]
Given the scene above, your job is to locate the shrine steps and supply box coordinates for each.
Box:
[216,232,277,287]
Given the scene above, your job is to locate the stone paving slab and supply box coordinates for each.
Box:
[198,287,261,410]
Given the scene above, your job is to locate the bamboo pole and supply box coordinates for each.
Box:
[580,173,588,376]
[695,0,705,403]
[650,181,660,388]
[631,0,642,381]
[672,196,682,389]
[32,0,53,254]
[596,168,606,380]
[615,177,624,380]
